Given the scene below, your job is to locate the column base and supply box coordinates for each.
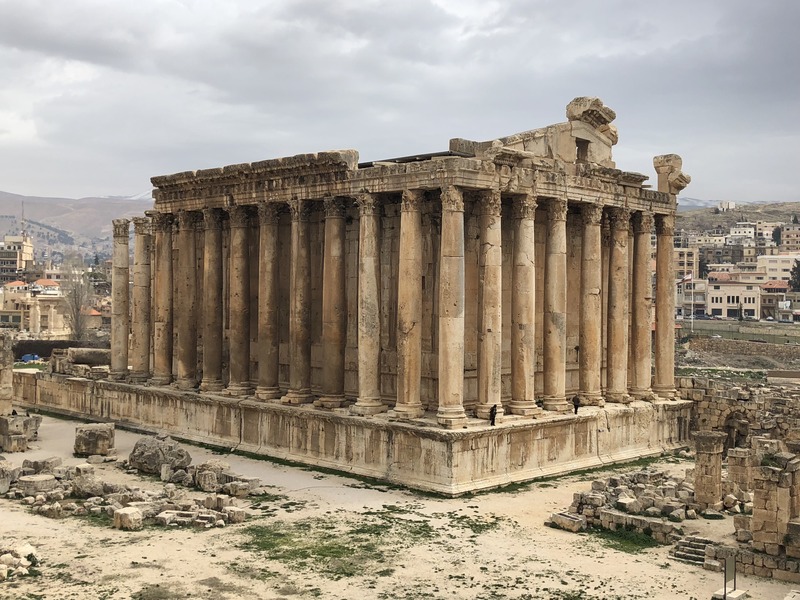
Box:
[314,395,345,409]
[388,403,425,420]
[605,392,632,404]
[128,372,149,385]
[474,403,504,420]
[542,396,571,413]
[630,388,658,402]
[507,400,542,417]
[436,406,468,429]
[255,386,282,402]
[199,379,225,393]
[226,383,254,397]
[652,385,677,400]
[578,392,605,407]
[175,378,197,391]
[350,398,387,416]
[282,390,314,405]
[109,371,128,382]
[149,375,173,387]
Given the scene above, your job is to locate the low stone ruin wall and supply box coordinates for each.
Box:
[705,544,800,584]
[687,337,800,362]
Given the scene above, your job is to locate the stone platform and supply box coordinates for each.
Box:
[14,371,692,496]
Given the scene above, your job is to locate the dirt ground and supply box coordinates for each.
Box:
[2,415,798,600]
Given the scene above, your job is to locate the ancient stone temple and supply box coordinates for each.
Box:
[18,98,694,494]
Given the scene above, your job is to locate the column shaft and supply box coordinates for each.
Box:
[509,194,539,416]
[284,200,313,404]
[437,186,467,428]
[130,217,152,382]
[606,207,631,403]
[256,202,281,400]
[393,190,424,418]
[200,208,224,391]
[318,197,348,408]
[542,198,569,412]
[475,190,503,419]
[654,214,676,397]
[151,213,174,385]
[579,204,603,406]
[110,219,130,380]
[352,194,384,415]
[227,205,253,395]
[175,210,200,389]
[630,212,655,400]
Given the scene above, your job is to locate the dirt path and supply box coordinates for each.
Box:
[1,416,797,600]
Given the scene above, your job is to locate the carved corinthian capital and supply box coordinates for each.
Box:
[112,218,130,239]
[634,211,654,235]
[132,216,152,236]
[440,186,464,212]
[257,201,282,225]
[355,193,379,216]
[323,196,347,218]
[655,214,675,237]
[288,199,312,222]
[511,194,537,219]
[548,198,568,222]
[582,203,603,226]
[608,207,631,233]
[202,208,224,230]
[401,189,423,212]
[177,210,202,230]
[228,205,253,228]
[150,212,174,233]
[480,190,502,216]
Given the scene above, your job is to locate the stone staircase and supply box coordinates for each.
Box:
[669,535,714,566]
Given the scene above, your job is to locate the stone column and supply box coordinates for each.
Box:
[579,203,603,406]
[175,210,200,390]
[227,205,253,396]
[256,202,282,401]
[352,194,384,415]
[606,208,631,403]
[692,431,727,510]
[129,216,152,382]
[437,186,468,429]
[630,211,655,400]
[393,190,425,418]
[542,198,569,413]
[150,213,174,385]
[30,299,41,335]
[317,197,348,408]
[283,199,313,404]
[110,218,130,380]
[475,189,503,420]
[653,214,676,399]
[200,208,224,392]
[509,194,539,416]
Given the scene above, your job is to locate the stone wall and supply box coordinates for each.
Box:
[705,544,800,583]
[687,337,800,361]
[14,371,692,495]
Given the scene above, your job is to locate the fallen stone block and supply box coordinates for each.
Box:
[74,423,116,457]
[129,436,191,475]
[18,474,56,496]
[113,506,143,531]
[196,470,219,493]
[548,512,587,533]
[222,506,247,524]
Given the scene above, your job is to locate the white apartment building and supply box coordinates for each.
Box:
[706,280,761,319]
[756,254,800,281]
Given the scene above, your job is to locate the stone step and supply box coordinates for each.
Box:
[680,541,708,551]
[669,550,706,564]
[686,536,714,544]
[673,547,706,559]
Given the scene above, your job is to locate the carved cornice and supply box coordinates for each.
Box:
[288,199,312,222]
[655,214,675,237]
[511,194,537,220]
[355,193,380,217]
[323,196,347,218]
[112,219,130,239]
[634,211,654,235]
[257,201,282,225]
[401,189,423,212]
[131,216,152,237]
[150,212,174,234]
[203,208,224,230]
[480,190,502,216]
[548,198,567,223]
[581,203,603,226]
[228,205,253,228]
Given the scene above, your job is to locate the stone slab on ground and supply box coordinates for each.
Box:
[712,588,748,599]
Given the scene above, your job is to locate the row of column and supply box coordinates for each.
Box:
[110,191,678,428]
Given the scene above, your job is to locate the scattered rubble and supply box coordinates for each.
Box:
[0,542,39,582]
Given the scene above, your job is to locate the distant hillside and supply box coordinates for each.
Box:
[0,190,153,259]
[676,201,800,232]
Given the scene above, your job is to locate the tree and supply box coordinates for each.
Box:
[698,256,710,279]
[773,226,782,247]
[790,259,800,293]
[61,254,93,341]
[793,215,799,225]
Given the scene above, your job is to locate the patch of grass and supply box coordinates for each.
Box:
[585,526,660,554]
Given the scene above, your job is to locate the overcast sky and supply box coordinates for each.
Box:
[0,0,798,203]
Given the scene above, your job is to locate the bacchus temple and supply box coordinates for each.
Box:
[17,98,694,494]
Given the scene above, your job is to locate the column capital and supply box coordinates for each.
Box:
[355,193,380,216]
[150,212,174,233]
[112,218,130,239]
[131,216,152,236]
[289,198,312,222]
[633,211,655,235]
[608,206,631,231]
[202,207,224,230]
[229,205,253,228]
[479,189,502,216]
[441,185,464,212]
[581,203,603,226]
[257,201,282,225]
[655,213,675,237]
[548,198,567,222]
[177,209,202,230]
[401,189,424,212]
[511,194,537,219]
[323,196,347,218]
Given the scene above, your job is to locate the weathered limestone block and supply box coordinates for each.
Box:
[74,423,115,457]
[65,348,112,366]
[18,474,56,496]
[616,497,641,514]
[114,506,143,531]
[23,457,63,474]
[70,474,106,498]
[549,512,587,532]
[222,506,247,524]
[196,470,218,492]
[128,436,191,474]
